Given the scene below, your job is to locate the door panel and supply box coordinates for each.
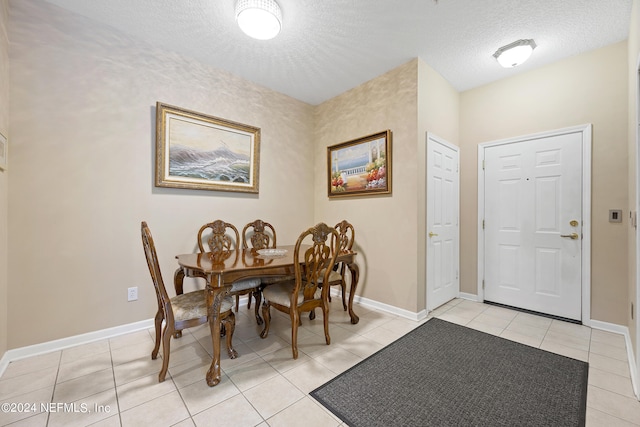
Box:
[427,134,459,311]
[484,132,582,320]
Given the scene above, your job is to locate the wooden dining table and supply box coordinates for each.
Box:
[175,245,360,387]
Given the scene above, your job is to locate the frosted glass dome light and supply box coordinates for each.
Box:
[236,0,282,40]
[493,39,537,68]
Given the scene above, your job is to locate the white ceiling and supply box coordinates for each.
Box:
[43,0,633,105]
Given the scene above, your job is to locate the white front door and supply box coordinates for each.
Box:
[483,131,583,320]
[426,134,460,311]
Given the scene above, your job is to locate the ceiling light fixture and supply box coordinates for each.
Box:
[493,39,537,68]
[235,0,282,40]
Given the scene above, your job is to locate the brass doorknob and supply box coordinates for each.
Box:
[560,233,579,240]
[428,232,438,238]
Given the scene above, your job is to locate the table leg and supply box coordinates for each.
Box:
[347,262,360,324]
[206,284,225,387]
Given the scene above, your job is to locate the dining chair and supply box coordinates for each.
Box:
[141,221,237,383]
[260,222,340,359]
[196,219,263,324]
[321,219,356,310]
[241,219,295,311]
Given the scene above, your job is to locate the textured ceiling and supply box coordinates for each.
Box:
[43,0,633,105]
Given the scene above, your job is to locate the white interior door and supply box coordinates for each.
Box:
[426,134,459,311]
[483,132,583,320]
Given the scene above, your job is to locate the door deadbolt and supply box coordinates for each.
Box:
[569,220,579,227]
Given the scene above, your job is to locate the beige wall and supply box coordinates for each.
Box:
[460,41,629,325]
[2,0,634,353]
[314,60,420,312]
[0,0,9,357]
[628,0,640,365]
[7,1,315,348]
[416,61,460,308]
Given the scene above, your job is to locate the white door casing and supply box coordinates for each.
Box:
[426,133,460,311]
[478,125,592,323]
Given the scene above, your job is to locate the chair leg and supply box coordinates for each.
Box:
[152,309,163,359]
[159,324,172,382]
[223,313,238,359]
[260,303,271,339]
[246,291,252,309]
[322,302,331,346]
[253,288,263,325]
[340,281,348,311]
[291,310,300,359]
[309,309,316,320]
[235,295,240,312]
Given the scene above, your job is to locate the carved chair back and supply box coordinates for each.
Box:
[141,222,174,325]
[333,220,355,254]
[242,219,277,250]
[197,220,240,263]
[293,222,340,303]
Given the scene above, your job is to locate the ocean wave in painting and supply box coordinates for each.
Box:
[169,144,250,183]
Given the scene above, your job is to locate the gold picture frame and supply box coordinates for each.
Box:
[327,130,391,198]
[155,102,260,193]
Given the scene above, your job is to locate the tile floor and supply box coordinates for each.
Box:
[0,298,639,426]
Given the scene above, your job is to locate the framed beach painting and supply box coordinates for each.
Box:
[155,102,260,193]
[327,130,391,198]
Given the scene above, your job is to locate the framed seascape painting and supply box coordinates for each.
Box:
[327,130,391,198]
[155,102,260,193]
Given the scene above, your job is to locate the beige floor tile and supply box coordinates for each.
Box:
[466,319,504,336]
[361,326,404,346]
[588,367,636,399]
[542,330,591,352]
[314,347,362,375]
[282,359,337,394]
[168,358,211,390]
[435,312,472,326]
[242,375,304,419]
[191,393,263,427]
[499,329,544,348]
[589,353,632,378]
[0,368,58,400]
[177,373,240,416]
[590,329,626,350]
[57,351,112,383]
[470,312,513,330]
[540,340,589,362]
[53,367,114,403]
[113,355,166,386]
[120,390,190,427]
[504,320,548,341]
[261,346,312,374]
[243,334,289,356]
[224,357,279,392]
[47,388,118,427]
[111,341,156,366]
[586,407,639,427]
[109,329,155,351]
[1,352,61,380]
[0,386,53,426]
[267,396,341,427]
[116,372,177,412]
[60,340,110,365]
[483,305,518,321]
[549,319,592,340]
[590,340,628,362]
[334,334,385,359]
[586,385,640,425]
[511,312,552,329]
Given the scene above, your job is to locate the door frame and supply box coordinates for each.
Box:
[477,124,592,325]
[426,132,460,311]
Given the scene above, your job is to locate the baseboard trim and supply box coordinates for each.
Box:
[0,318,154,378]
[589,319,639,400]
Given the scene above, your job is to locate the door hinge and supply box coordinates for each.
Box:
[482,160,485,170]
[482,219,485,229]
